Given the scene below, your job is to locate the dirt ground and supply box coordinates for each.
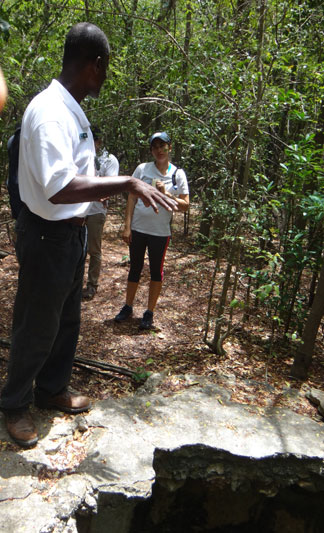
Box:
[1,195,324,423]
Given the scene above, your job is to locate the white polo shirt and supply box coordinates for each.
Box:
[19,79,95,220]
[131,161,189,237]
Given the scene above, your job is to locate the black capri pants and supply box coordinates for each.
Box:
[128,230,170,283]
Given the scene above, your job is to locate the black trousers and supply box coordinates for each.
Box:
[0,206,87,411]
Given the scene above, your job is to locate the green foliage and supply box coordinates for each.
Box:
[133,367,152,383]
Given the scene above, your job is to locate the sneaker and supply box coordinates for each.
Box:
[82,284,97,300]
[114,304,133,323]
[4,408,38,448]
[139,310,154,330]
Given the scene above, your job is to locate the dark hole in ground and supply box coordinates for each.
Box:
[76,474,324,533]
[130,479,324,532]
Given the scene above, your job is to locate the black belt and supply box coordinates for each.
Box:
[22,204,87,226]
[63,216,87,226]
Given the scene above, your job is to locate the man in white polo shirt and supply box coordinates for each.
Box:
[0,22,176,448]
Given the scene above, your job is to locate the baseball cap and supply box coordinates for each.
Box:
[149,131,171,146]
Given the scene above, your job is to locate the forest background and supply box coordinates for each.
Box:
[0,0,324,386]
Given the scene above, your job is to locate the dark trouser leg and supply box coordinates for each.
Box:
[35,238,85,396]
[0,208,87,411]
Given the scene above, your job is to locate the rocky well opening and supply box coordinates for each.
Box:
[76,445,324,533]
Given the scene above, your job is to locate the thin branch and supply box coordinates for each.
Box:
[73,362,123,380]
[0,338,10,348]
[74,355,136,379]
[0,249,13,258]
[129,96,226,147]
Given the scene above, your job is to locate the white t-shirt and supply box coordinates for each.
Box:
[19,79,95,221]
[131,161,189,237]
[87,150,120,216]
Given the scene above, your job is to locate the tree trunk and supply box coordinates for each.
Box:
[290,259,324,379]
[182,1,192,109]
[84,0,90,20]
[198,200,213,239]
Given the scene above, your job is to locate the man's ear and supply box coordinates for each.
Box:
[94,56,102,72]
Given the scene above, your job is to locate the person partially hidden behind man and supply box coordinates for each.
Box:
[0,22,176,448]
[82,127,119,300]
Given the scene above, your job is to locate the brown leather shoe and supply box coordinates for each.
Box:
[35,388,91,414]
[4,409,38,448]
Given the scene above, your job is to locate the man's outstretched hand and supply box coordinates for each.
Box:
[50,175,179,209]
[127,177,178,213]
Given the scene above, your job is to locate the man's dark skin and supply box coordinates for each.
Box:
[50,53,176,213]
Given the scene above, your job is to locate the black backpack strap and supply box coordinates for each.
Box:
[171,167,179,190]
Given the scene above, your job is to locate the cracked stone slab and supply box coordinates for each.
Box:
[0,374,324,532]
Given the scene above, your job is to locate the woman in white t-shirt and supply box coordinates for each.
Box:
[114,132,190,329]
